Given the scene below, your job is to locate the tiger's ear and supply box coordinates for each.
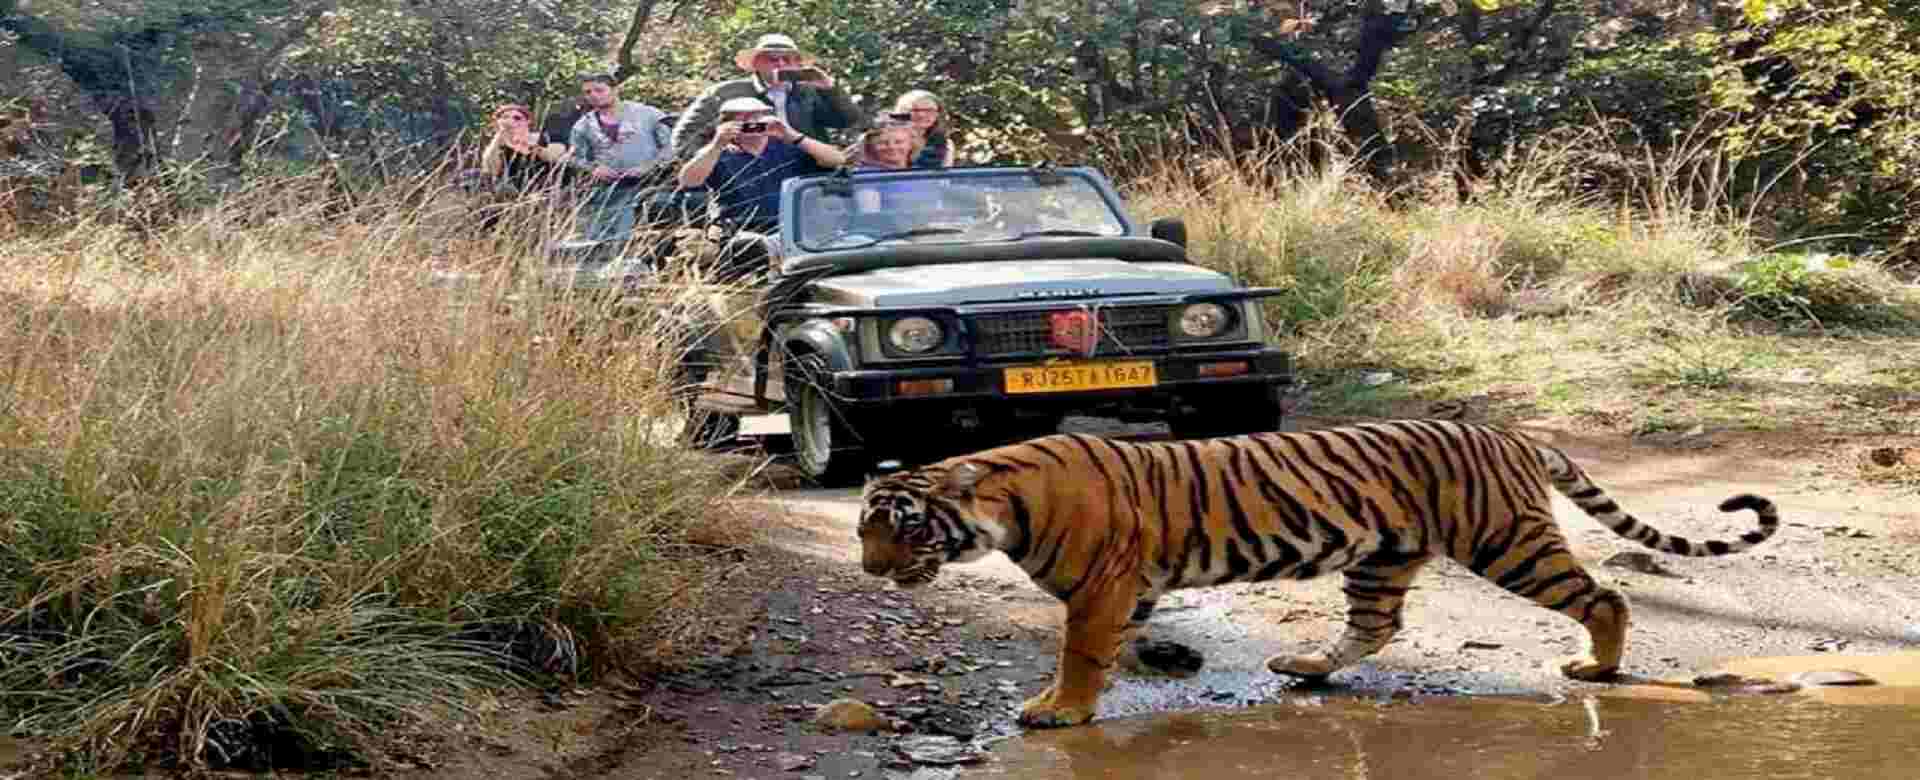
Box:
[942,461,989,497]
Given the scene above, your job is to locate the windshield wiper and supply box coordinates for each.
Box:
[841,226,968,249]
[1005,228,1108,240]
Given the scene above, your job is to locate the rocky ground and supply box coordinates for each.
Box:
[406,414,1920,780]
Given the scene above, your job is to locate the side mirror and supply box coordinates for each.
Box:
[1149,216,1187,248]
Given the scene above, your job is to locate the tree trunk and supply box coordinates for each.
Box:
[1249,3,1412,180]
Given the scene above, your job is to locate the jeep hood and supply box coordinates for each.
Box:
[806,259,1234,307]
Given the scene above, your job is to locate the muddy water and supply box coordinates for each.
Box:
[980,653,1920,780]
[978,694,1920,780]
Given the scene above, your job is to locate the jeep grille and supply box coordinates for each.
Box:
[970,305,1172,357]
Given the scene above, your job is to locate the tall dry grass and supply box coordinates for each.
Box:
[1118,112,1920,393]
[0,165,757,772]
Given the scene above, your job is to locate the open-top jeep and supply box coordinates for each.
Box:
[674,162,1295,486]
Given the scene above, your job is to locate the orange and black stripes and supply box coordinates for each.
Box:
[857,418,1782,717]
[866,421,1778,595]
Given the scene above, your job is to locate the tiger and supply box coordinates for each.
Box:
[855,419,1779,728]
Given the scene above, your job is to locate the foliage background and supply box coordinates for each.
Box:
[4,0,1916,263]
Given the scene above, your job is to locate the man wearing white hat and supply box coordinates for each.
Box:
[677,95,847,227]
[669,32,862,161]
[675,95,847,279]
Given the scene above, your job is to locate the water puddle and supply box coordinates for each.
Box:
[977,653,1920,780]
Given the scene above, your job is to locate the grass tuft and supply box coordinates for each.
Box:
[1118,113,1920,438]
[0,164,757,772]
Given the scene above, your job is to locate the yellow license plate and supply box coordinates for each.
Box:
[1003,361,1157,394]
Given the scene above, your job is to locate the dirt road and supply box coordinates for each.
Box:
[426,417,1920,780]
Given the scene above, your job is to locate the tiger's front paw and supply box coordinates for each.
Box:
[1558,654,1620,682]
[1017,687,1096,729]
[1266,651,1336,679]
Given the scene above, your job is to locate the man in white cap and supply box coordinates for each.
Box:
[668,32,862,161]
[675,95,847,279]
[677,95,847,226]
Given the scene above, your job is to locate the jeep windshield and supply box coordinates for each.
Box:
[790,168,1129,252]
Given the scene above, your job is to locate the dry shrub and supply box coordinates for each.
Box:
[1392,219,1513,317]
[0,164,759,773]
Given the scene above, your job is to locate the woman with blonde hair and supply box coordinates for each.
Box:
[844,122,923,214]
[851,121,916,170]
[892,89,955,169]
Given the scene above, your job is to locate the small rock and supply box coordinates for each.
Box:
[1809,637,1853,653]
[814,698,889,733]
[1791,669,1878,687]
[1360,371,1396,387]
[1461,640,1503,650]
[775,752,816,772]
[893,735,986,766]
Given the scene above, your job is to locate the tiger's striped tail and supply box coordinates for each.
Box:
[1535,445,1779,557]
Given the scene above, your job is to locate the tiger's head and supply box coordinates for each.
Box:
[858,459,1001,589]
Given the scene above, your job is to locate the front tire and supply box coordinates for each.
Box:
[785,353,873,487]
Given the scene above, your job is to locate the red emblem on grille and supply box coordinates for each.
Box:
[1047,310,1098,355]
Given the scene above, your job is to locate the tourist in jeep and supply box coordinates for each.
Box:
[847,122,943,215]
[674,96,847,279]
[669,33,863,163]
[893,89,956,169]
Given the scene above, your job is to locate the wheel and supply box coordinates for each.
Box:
[1168,383,1286,440]
[668,342,742,451]
[784,353,874,486]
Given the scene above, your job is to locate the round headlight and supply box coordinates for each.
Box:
[1177,302,1230,338]
[888,316,945,353]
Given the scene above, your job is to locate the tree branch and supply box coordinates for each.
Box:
[1246,35,1341,96]
[612,0,662,85]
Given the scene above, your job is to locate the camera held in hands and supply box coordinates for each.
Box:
[740,121,768,134]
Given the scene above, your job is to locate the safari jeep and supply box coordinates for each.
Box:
[679,163,1295,486]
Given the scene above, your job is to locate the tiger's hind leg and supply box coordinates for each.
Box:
[1114,596,1205,679]
[1466,529,1630,681]
[1268,557,1430,680]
